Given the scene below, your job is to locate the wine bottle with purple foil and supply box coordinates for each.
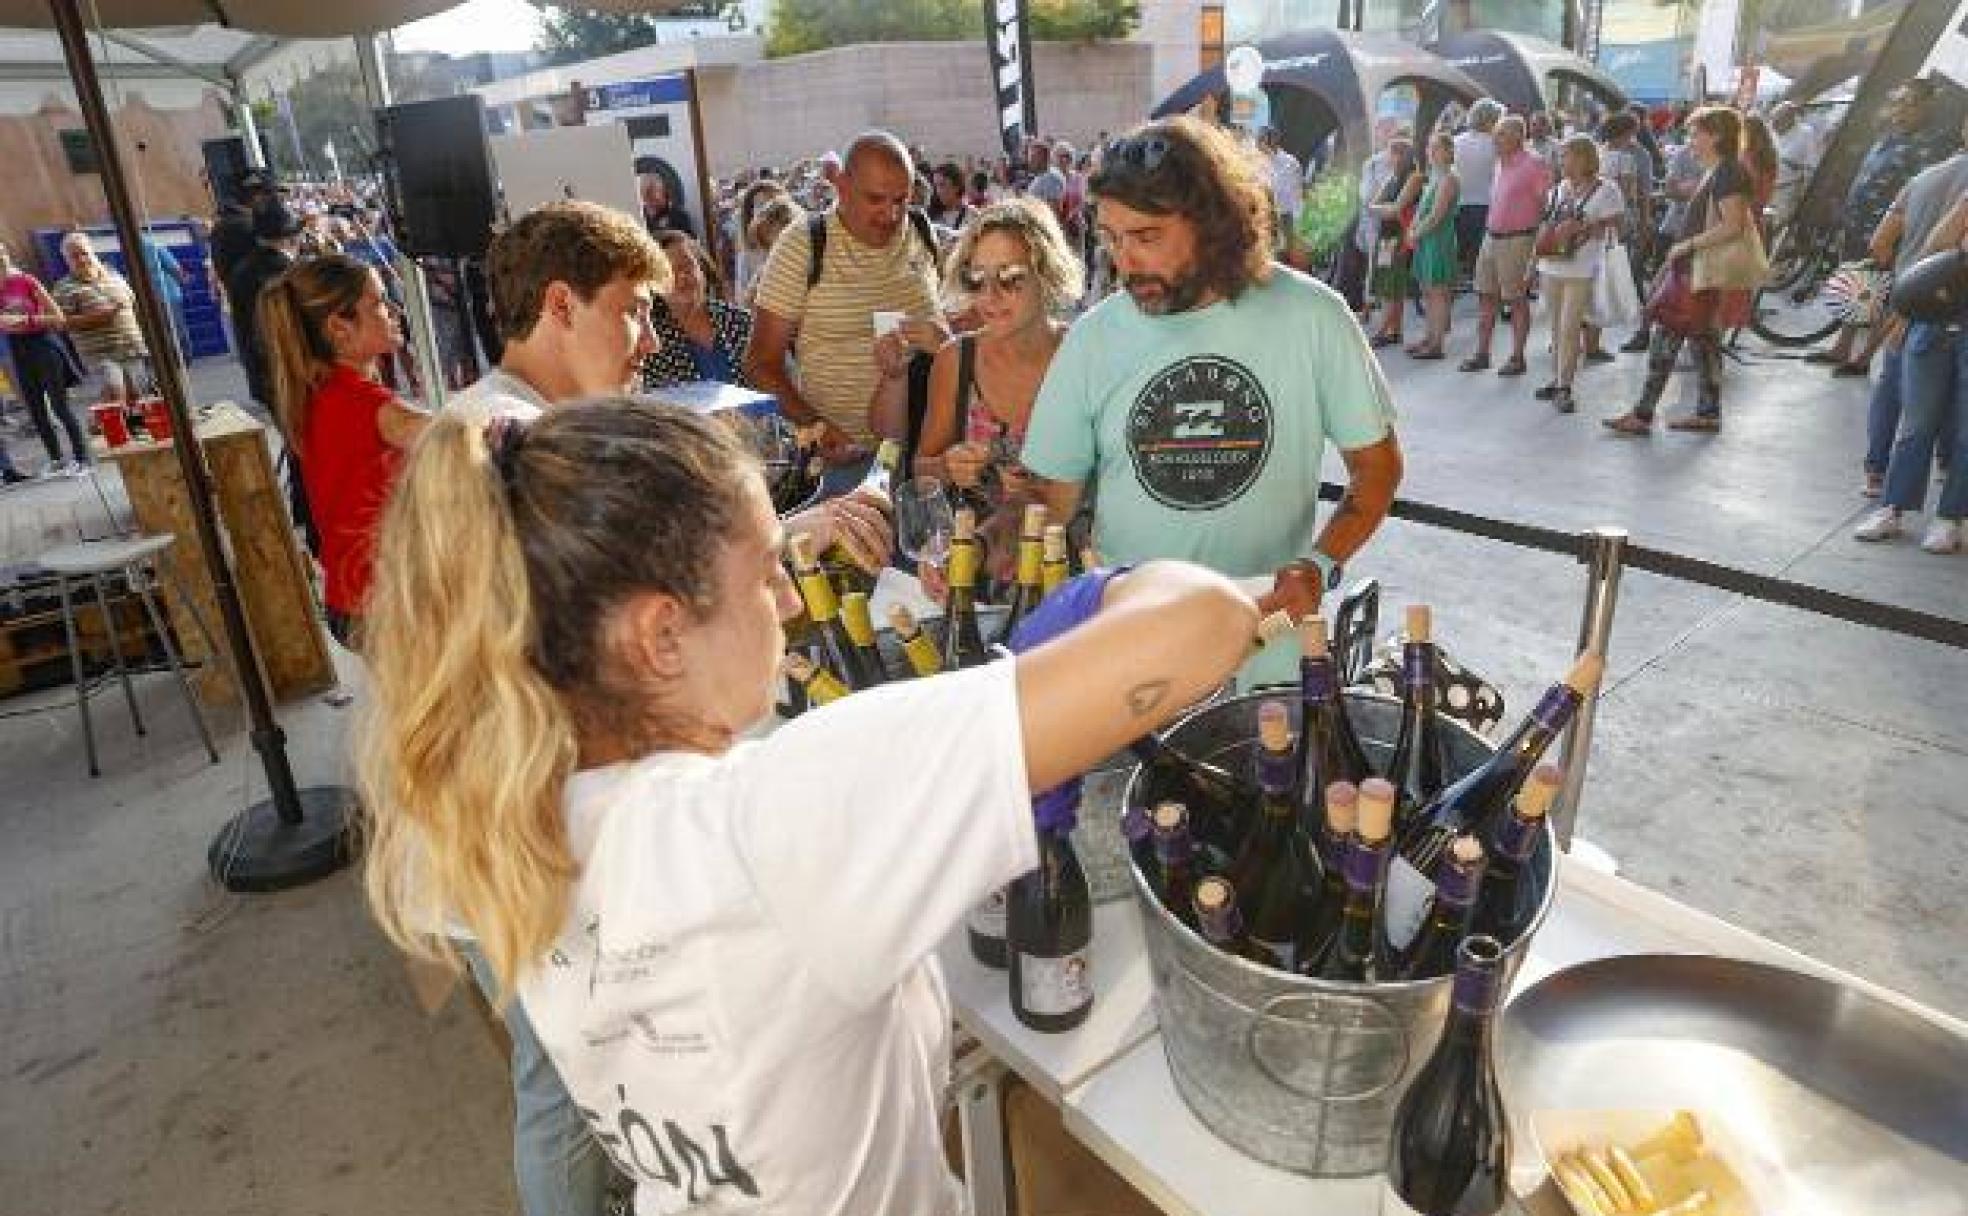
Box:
[1300,780,1359,961]
[1149,802,1201,930]
[1296,615,1372,814]
[1008,785,1094,1032]
[1193,877,1274,966]
[1303,778,1396,982]
[1383,653,1602,956]
[1128,732,1254,856]
[1225,701,1314,972]
[1384,836,1488,982]
[1471,764,1560,946]
[1384,605,1449,831]
[1381,936,1511,1216]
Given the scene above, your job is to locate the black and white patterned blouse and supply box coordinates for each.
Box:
[642,297,758,390]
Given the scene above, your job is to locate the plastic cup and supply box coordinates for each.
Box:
[872,310,906,337]
[91,401,131,447]
[140,397,173,442]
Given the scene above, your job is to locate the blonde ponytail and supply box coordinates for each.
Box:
[358,413,580,1001]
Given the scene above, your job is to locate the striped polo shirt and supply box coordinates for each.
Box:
[754,210,938,444]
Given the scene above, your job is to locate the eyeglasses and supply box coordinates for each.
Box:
[958,263,1034,296]
[1101,135,1171,173]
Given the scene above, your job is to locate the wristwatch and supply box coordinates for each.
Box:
[1304,551,1344,593]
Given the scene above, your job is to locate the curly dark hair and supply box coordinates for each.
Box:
[1089,116,1274,304]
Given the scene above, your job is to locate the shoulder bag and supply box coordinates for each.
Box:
[1690,191,1769,293]
[1888,248,1968,324]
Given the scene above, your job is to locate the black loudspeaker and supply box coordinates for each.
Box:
[377,95,498,259]
[201,136,250,205]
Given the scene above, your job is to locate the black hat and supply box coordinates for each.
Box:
[252,200,303,241]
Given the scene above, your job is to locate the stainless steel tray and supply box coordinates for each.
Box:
[1498,954,1968,1216]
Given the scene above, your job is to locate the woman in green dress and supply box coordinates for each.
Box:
[1366,137,1419,347]
[1406,133,1461,360]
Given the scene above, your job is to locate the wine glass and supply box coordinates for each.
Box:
[894,477,955,568]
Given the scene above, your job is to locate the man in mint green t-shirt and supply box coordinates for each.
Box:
[1024,116,1405,683]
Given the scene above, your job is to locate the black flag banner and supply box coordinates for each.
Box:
[985,0,1037,160]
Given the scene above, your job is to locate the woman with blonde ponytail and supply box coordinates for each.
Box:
[359,398,1255,1215]
[257,253,426,644]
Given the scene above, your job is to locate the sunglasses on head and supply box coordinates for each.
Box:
[1101,135,1171,173]
[958,263,1034,294]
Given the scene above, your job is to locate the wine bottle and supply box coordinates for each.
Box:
[1127,732,1254,856]
[818,438,902,594]
[995,503,1049,645]
[1040,524,1070,596]
[788,533,883,690]
[1008,786,1094,1032]
[1383,653,1602,956]
[1297,615,1372,813]
[968,887,1009,969]
[1382,936,1512,1216]
[1302,777,1395,982]
[1387,835,1488,982]
[884,603,944,678]
[1471,764,1560,946]
[1193,877,1274,966]
[1149,801,1200,930]
[1225,701,1315,972]
[1385,604,1449,831]
[781,652,848,707]
[940,508,992,670]
[1300,780,1358,962]
[837,592,889,688]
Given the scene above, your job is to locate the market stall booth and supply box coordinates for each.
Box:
[1430,30,1628,117]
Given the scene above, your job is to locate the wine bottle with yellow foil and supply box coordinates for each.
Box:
[781,653,848,707]
[788,533,883,690]
[940,508,991,670]
[1040,524,1070,596]
[884,603,944,678]
[995,503,1049,645]
[837,592,890,688]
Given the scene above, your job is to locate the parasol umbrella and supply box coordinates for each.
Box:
[2,0,710,889]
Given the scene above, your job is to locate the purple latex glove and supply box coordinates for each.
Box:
[1033,780,1083,834]
[1006,566,1132,654]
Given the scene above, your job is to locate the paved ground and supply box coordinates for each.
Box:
[0,306,1961,1213]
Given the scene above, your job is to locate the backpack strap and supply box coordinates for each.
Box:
[908,207,939,274]
[804,213,829,290]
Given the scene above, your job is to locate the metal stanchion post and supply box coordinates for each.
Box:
[1555,526,1627,868]
[396,256,448,412]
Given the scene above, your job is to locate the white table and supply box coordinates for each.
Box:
[943,859,1968,1216]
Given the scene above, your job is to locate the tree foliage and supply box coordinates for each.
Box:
[529,3,743,66]
[766,0,1139,59]
[247,57,459,179]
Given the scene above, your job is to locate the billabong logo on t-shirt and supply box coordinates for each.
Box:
[1124,355,1274,510]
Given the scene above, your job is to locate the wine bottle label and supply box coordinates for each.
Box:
[968,890,1006,941]
[1018,950,1093,1016]
[1493,813,1539,864]
[1382,856,1436,952]
[1378,1180,1430,1216]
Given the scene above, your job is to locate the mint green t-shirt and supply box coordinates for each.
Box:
[1022,266,1396,684]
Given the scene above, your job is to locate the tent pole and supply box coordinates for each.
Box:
[47,0,352,891]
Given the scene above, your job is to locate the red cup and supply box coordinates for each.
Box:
[141,397,174,442]
[91,401,131,448]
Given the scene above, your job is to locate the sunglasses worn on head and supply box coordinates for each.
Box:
[1102,135,1171,173]
[959,263,1034,295]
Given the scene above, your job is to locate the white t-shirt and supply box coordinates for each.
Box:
[449,367,549,425]
[1269,149,1305,218]
[1454,130,1498,207]
[1537,177,1627,280]
[519,661,1037,1216]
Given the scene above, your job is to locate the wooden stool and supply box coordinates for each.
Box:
[34,534,219,777]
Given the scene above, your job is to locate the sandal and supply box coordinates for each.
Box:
[1371,332,1403,348]
[1583,349,1616,365]
[1551,387,1576,414]
[1534,382,1562,401]
[1667,412,1721,432]
[1831,362,1870,378]
[1602,412,1654,436]
[1409,347,1445,360]
[1458,354,1491,372]
[1497,357,1528,377]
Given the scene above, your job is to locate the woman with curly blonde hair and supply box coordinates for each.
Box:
[913,197,1084,579]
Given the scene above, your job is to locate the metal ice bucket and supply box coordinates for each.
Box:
[1123,689,1559,1177]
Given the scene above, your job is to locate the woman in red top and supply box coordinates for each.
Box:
[258,254,427,646]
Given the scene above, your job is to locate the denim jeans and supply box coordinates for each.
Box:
[1863,345,1903,479]
[1883,322,1968,519]
[460,941,612,1216]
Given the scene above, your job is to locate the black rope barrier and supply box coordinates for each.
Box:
[1319,483,1968,651]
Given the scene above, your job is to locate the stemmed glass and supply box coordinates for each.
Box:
[894,477,956,570]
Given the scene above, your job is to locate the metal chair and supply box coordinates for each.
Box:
[33,534,218,777]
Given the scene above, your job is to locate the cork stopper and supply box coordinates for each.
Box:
[1323,780,1360,834]
[1356,778,1396,843]
[1194,876,1233,913]
[1405,604,1432,644]
[1079,546,1100,570]
[1042,525,1068,561]
[953,507,977,541]
[886,603,921,636]
[1257,699,1292,752]
[786,532,819,570]
[781,653,818,682]
[1566,651,1606,695]
[1255,610,1295,649]
[1516,763,1563,821]
[1151,801,1188,833]
[1022,503,1049,537]
[1297,614,1329,658]
[1449,834,1486,866]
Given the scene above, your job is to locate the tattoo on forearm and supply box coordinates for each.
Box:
[1126,679,1171,719]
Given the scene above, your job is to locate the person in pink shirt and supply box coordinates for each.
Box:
[1460,116,1552,378]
